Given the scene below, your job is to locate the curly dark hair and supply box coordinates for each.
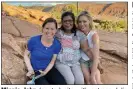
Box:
[60,11,77,36]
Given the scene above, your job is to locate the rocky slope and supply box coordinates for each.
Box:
[79,2,127,18]
[44,2,127,20]
[2,2,127,25]
[2,3,51,26]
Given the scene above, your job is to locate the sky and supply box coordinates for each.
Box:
[3,2,72,6]
[3,1,116,6]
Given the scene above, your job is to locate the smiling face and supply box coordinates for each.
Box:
[62,16,74,32]
[42,22,57,40]
[78,15,90,33]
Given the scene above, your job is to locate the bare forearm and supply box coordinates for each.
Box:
[91,59,98,73]
[43,63,54,75]
[42,54,57,75]
[81,40,93,59]
[91,45,99,73]
[24,50,34,71]
[24,57,33,71]
[85,49,93,59]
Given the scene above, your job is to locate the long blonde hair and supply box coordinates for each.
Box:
[77,11,93,30]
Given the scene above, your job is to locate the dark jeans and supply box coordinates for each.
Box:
[35,66,67,85]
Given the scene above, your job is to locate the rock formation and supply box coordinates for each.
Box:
[1,15,127,84]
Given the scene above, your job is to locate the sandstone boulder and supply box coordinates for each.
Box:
[2,16,20,36]
[97,30,127,59]
[2,47,27,84]
[2,33,23,56]
[100,51,127,84]
[9,16,41,37]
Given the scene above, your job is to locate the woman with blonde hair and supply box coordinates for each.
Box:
[77,11,103,84]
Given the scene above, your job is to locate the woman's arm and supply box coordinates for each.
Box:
[91,33,100,75]
[24,49,34,77]
[80,40,93,59]
[40,54,57,75]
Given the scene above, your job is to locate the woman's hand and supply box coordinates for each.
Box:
[90,71,97,84]
[26,70,34,78]
[39,70,47,76]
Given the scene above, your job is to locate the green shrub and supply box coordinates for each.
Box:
[114,27,123,32]
[116,20,127,29]
[51,4,83,20]
[95,20,127,32]
[18,4,23,8]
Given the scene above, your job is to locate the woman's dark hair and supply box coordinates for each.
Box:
[60,11,77,36]
[42,18,57,30]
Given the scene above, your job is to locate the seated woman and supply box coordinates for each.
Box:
[24,18,66,85]
[77,11,103,84]
[55,11,93,84]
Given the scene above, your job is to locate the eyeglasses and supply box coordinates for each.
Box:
[63,20,73,23]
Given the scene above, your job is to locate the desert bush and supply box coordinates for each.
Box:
[95,20,127,32]
[116,20,127,29]
[63,4,82,16]
[51,4,82,20]
[18,4,23,8]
